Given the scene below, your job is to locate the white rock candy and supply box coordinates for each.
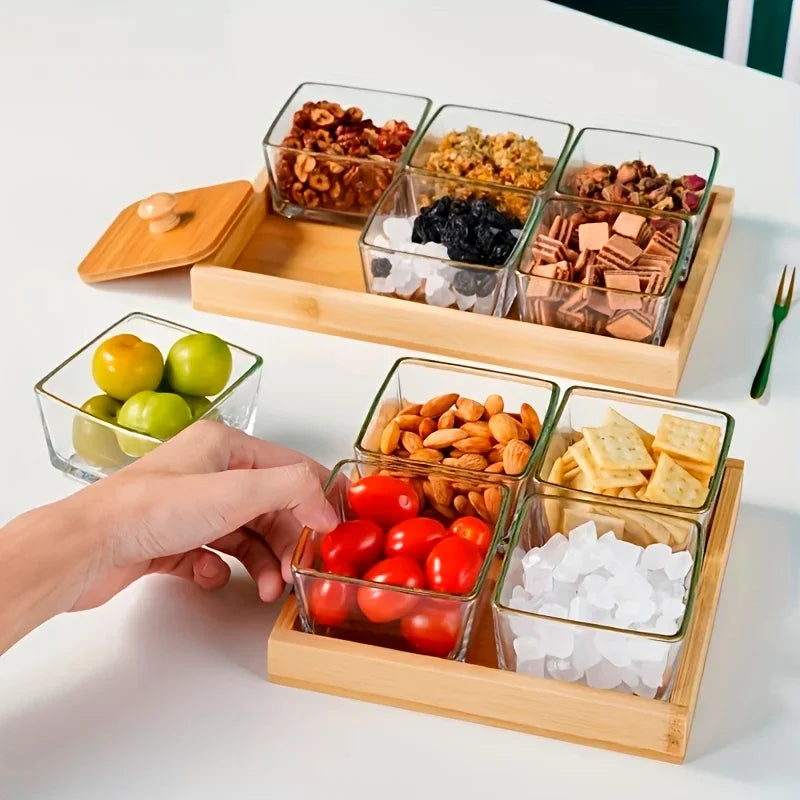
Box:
[509,519,694,696]
[382,215,413,242]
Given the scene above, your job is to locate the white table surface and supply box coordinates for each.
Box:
[1,1,799,797]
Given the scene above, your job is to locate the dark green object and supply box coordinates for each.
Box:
[747,0,794,76]
[551,0,728,56]
[751,266,795,399]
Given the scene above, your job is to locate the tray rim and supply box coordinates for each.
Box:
[266,458,744,763]
[190,174,734,397]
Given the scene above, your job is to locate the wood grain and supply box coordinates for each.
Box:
[78,180,253,283]
[266,460,743,763]
[191,182,733,396]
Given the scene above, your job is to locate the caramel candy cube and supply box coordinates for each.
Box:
[604,272,643,311]
[578,222,610,251]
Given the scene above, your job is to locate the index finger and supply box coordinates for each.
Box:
[129,421,330,483]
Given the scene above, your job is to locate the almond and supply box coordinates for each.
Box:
[453,494,474,516]
[424,476,454,507]
[431,501,456,521]
[485,462,506,474]
[456,453,488,471]
[424,428,469,449]
[396,414,424,431]
[442,457,461,467]
[453,481,476,493]
[520,402,542,440]
[395,448,410,458]
[418,417,437,440]
[484,393,504,417]
[488,413,520,445]
[452,436,493,454]
[503,438,532,475]
[420,393,459,418]
[380,419,400,454]
[484,486,503,523]
[400,431,424,454]
[468,490,491,523]
[456,397,484,422]
[410,478,427,510]
[409,448,444,463]
[399,402,423,416]
[437,409,456,430]
[461,420,492,438]
[488,443,506,463]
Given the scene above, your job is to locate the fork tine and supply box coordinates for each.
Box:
[775,266,787,306]
[785,267,796,309]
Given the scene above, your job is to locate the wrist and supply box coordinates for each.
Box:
[0,496,103,653]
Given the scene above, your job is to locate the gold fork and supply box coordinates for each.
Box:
[750,266,795,399]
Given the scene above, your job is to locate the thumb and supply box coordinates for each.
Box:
[177,462,339,536]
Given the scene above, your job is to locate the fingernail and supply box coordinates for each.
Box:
[199,555,219,578]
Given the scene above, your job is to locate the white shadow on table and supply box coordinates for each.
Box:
[680,217,800,403]
[688,502,799,784]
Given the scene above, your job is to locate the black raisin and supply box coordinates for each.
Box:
[441,215,470,248]
[474,271,498,297]
[370,257,392,278]
[453,269,478,296]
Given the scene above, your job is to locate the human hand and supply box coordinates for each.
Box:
[64,420,338,611]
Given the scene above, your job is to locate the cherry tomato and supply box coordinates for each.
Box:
[385,517,448,562]
[448,516,494,557]
[320,519,383,575]
[357,557,425,623]
[401,601,462,658]
[347,475,419,528]
[425,536,483,595]
[308,579,354,627]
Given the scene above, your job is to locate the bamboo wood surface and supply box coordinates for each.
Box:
[78,181,253,283]
[191,181,734,396]
[267,459,744,763]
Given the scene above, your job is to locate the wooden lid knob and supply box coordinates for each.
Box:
[138,192,180,234]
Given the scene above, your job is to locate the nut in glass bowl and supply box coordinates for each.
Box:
[34,312,262,484]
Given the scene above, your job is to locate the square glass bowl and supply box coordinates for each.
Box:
[291,458,511,660]
[359,169,538,316]
[354,358,559,517]
[493,492,704,700]
[534,386,733,524]
[407,103,573,196]
[556,127,718,221]
[34,312,263,483]
[516,197,688,344]
[263,81,432,226]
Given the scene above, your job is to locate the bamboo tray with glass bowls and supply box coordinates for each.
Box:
[268,359,741,764]
[77,85,733,398]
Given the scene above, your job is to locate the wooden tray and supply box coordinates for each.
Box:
[190,172,734,396]
[267,459,743,763]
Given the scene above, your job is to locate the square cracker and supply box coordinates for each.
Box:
[547,456,566,485]
[652,414,722,466]
[654,451,715,479]
[562,507,625,539]
[568,439,646,490]
[582,425,656,471]
[604,407,655,449]
[644,452,708,508]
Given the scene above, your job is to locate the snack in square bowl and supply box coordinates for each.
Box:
[493,492,704,700]
[292,459,510,660]
[35,312,262,484]
[535,386,733,525]
[354,357,560,524]
[359,170,538,316]
[516,198,688,344]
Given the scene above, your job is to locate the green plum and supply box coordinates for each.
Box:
[91,334,164,401]
[116,390,193,457]
[164,333,232,397]
[72,394,127,469]
[182,395,214,420]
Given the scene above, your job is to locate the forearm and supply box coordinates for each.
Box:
[0,498,101,654]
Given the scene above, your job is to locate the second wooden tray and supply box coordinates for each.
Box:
[267,459,743,763]
[191,171,733,396]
